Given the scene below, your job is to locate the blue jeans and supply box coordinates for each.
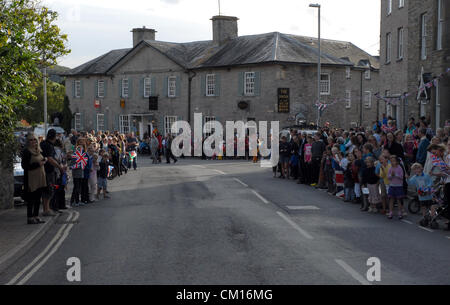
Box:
[344,187,355,201]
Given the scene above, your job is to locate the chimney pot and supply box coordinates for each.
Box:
[132,27,156,47]
[211,15,238,46]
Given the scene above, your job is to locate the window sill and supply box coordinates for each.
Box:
[385,61,391,65]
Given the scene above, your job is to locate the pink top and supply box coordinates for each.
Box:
[388,165,404,186]
[304,144,312,163]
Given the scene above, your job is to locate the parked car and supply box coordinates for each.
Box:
[33,125,65,138]
[13,156,24,199]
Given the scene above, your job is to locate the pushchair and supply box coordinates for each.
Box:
[420,181,449,230]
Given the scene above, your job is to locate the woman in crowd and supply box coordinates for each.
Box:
[384,132,404,159]
[22,134,47,224]
[387,156,406,219]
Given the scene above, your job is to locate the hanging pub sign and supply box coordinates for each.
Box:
[149,96,158,111]
[120,98,125,108]
[94,100,101,108]
[278,88,290,113]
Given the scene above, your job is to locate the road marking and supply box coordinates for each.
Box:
[335,259,371,285]
[7,211,79,285]
[233,178,248,187]
[6,212,74,285]
[16,211,80,285]
[286,205,320,210]
[213,169,227,175]
[192,165,206,169]
[276,212,313,240]
[251,190,269,204]
[418,226,434,233]
[401,220,413,225]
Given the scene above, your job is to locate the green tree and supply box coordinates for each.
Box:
[19,79,66,125]
[0,0,69,209]
[0,0,70,162]
[61,95,72,133]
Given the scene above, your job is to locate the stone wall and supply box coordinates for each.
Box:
[0,161,14,210]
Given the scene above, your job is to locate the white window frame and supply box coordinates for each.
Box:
[74,80,81,98]
[164,115,177,136]
[168,76,177,98]
[74,113,81,131]
[346,67,351,79]
[122,78,129,98]
[320,73,330,95]
[204,116,216,137]
[364,91,372,108]
[144,77,151,98]
[387,0,392,15]
[365,69,371,80]
[386,32,392,63]
[397,27,404,59]
[97,113,105,132]
[119,115,130,134]
[399,0,404,8]
[97,80,105,98]
[421,13,427,60]
[244,72,255,96]
[437,0,443,50]
[206,74,216,97]
[345,90,351,108]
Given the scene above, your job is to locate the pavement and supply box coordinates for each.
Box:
[0,205,61,274]
[0,157,449,285]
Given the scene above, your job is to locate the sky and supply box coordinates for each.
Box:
[42,0,381,69]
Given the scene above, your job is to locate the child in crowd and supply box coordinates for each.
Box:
[303,136,313,185]
[89,151,99,202]
[97,151,110,200]
[352,148,363,204]
[332,148,344,195]
[361,157,381,213]
[376,154,391,214]
[387,156,406,219]
[407,163,435,227]
[342,153,355,202]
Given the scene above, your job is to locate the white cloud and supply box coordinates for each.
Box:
[42,0,380,68]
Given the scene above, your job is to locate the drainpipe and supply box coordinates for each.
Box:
[360,70,363,127]
[187,70,197,124]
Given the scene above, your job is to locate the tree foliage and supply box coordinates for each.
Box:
[0,0,70,163]
[18,78,66,125]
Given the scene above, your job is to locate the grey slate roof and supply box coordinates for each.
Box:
[63,48,131,76]
[64,32,379,76]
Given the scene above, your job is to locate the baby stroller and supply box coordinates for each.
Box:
[420,181,449,230]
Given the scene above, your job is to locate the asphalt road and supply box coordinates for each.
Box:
[1,157,449,285]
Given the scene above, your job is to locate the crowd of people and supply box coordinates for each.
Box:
[19,127,188,224]
[274,116,450,229]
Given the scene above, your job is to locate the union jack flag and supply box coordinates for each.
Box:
[72,149,88,170]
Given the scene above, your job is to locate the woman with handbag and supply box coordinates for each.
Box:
[21,134,47,224]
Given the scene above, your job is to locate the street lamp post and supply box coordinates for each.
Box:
[309,3,321,128]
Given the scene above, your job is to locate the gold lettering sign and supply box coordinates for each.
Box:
[278,88,290,113]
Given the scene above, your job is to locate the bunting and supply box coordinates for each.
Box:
[375,67,449,105]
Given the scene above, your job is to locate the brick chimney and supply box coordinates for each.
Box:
[211,16,238,46]
[132,26,156,47]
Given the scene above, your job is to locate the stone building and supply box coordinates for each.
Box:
[63,16,380,138]
[380,0,449,130]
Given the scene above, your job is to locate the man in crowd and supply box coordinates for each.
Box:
[310,132,326,186]
[126,132,138,170]
[40,129,66,216]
